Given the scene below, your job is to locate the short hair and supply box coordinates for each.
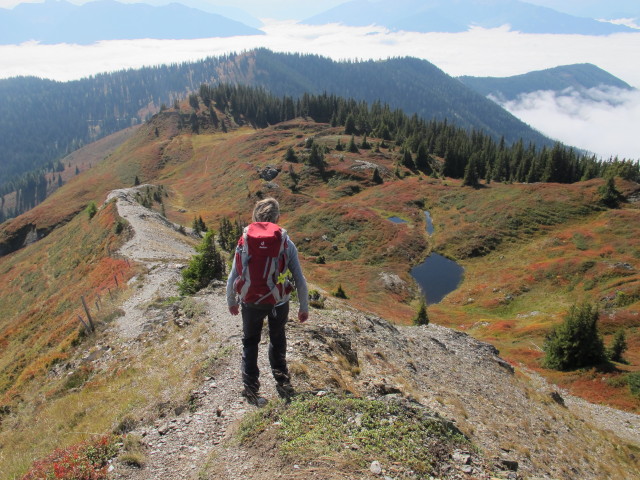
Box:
[252,197,280,223]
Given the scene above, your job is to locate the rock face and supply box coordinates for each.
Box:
[259,166,280,181]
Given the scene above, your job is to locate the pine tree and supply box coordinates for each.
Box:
[462,154,480,188]
[348,135,359,153]
[598,176,622,208]
[372,167,383,184]
[415,143,432,174]
[608,329,628,363]
[401,149,415,170]
[333,284,348,299]
[178,231,226,295]
[284,146,298,163]
[344,114,356,135]
[308,144,326,175]
[413,298,429,326]
[543,303,607,371]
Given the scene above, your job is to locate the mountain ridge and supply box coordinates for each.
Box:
[0,49,557,217]
[303,0,637,35]
[459,63,635,102]
[0,94,638,478]
[0,0,263,44]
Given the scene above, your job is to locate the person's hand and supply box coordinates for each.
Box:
[229,305,240,316]
[298,311,308,323]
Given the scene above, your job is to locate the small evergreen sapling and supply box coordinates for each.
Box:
[543,303,606,371]
[608,329,628,363]
[333,284,348,299]
[178,231,225,295]
[413,298,429,326]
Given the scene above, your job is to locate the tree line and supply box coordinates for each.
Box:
[191,83,640,185]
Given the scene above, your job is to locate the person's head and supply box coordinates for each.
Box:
[252,197,280,223]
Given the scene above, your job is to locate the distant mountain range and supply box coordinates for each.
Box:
[0,0,263,44]
[304,0,636,35]
[459,63,635,102]
[0,49,555,195]
[525,0,640,21]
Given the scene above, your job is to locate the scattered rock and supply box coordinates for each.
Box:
[370,460,383,475]
[259,166,280,181]
[501,459,519,471]
[550,390,565,407]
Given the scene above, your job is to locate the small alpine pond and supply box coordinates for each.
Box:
[410,211,463,305]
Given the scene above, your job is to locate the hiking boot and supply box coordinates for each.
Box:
[276,381,295,400]
[242,387,267,407]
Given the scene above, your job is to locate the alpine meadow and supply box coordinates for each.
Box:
[0,47,639,480]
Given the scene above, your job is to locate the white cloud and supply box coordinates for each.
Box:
[500,87,640,159]
[1,22,640,159]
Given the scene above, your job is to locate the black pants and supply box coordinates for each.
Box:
[241,302,290,392]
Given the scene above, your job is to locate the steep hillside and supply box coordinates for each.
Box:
[2,183,638,480]
[459,63,634,102]
[1,92,639,478]
[0,49,553,208]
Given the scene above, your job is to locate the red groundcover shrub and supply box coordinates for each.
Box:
[22,435,119,480]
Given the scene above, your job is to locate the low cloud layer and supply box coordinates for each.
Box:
[499,87,640,159]
[1,22,639,158]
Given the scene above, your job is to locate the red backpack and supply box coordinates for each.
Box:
[233,222,292,306]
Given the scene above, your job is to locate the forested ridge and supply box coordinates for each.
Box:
[1,49,558,219]
[459,63,634,102]
[192,83,640,186]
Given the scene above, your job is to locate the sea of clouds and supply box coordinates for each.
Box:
[1,21,639,159]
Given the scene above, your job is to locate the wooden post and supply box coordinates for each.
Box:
[77,315,90,332]
[81,296,95,332]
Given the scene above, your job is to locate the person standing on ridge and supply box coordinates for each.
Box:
[226,197,309,406]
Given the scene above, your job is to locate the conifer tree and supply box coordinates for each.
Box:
[402,149,415,170]
[178,231,226,295]
[462,154,480,188]
[344,114,356,135]
[333,284,348,299]
[372,167,383,184]
[415,143,432,174]
[284,146,298,163]
[348,135,359,153]
[598,176,622,208]
[608,329,628,363]
[308,143,326,175]
[413,298,429,326]
[543,303,606,371]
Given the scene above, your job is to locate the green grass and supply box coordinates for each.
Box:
[239,393,469,478]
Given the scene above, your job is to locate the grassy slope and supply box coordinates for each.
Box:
[139,111,639,410]
[0,107,638,474]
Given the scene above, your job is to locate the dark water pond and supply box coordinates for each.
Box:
[411,253,464,304]
[424,211,434,235]
[410,211,464,305]
[388,216,407,224]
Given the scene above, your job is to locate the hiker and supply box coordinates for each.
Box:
[226,197,309,405]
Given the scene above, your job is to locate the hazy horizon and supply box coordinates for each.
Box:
[1,12,639,159]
